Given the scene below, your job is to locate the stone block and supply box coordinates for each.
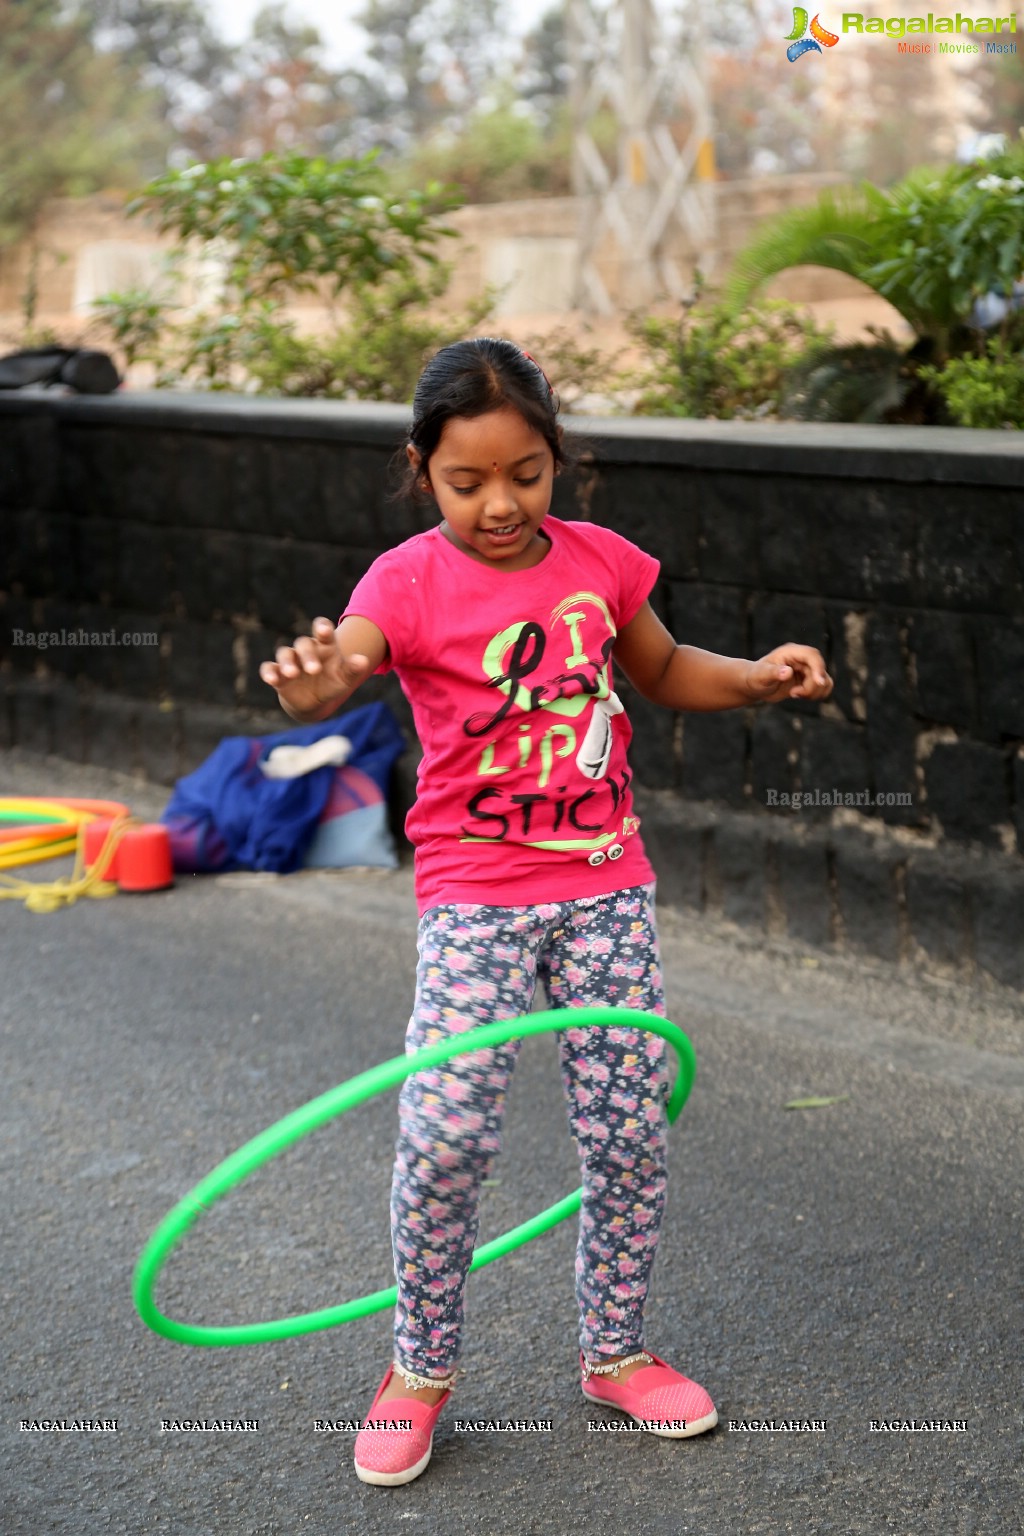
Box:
[756,490,824,595]
[924,740,1011,849]
[179,702,238,775]
[799,716,872,811]
[681,711,748,806]
[914,488,1023,615]
[967,867,1024,989]
[74,518,119,605]
[813,483,916,603]
[21,416,60,512]
[88,691,141,775]
[248,536,297,631]
[832,835,905,962]
[714,821,767,929]
[822,603,862,724]
[43,512,78,601]
[162,618,238,706]
[51,681,88,763]
[0,510,31,590]
[11,679,55,755]
[904,855,971,971]
[905,609,975,730]
[136,700,182,784]
[1,593,35,669]
[775,834,832,948]
[60,427,127,520]
[669,581,747,655]
[116,613,163,698]
[189,530,250,620]
[70,605,123,690]
[288,542,352,629]
[13,512,76,601]
[973,617,1024,741]
[115,524,167,611]
[590,465,699,581]
[176,434,232,530]
[652,823,706,913]
[751,707,800,811]
[319,444,414,550]
[864,613,919,825]
[121,431,183,525]
[228,438,274,536]
[0,418,30,509]
[264,439,326,540]
[694,473,759,587]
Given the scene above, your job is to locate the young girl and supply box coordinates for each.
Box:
[260,337,833,1486]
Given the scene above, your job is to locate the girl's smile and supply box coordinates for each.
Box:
[409,407,556,570]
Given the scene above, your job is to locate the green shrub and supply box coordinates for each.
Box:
[241,269,494,402]
[93,152,490,399]
[920,341,1024,429]
[628,287,833,419]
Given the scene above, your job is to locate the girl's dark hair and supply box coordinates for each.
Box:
[401,337,566,498]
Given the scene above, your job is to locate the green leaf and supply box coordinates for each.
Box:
[784,1094,850,1110]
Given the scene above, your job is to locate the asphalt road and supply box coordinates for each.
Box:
[2,751,1022,1536]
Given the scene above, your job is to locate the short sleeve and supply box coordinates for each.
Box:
[340,549,414,673]
[580,523,659,630]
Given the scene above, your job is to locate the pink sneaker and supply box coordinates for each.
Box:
[353,1364,454,1487]
[581,1349,718,1438]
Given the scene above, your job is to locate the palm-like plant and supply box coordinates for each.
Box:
[727,169,971,355]
[725,140,1024,420]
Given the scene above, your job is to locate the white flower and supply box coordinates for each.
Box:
[977,174,1023,193]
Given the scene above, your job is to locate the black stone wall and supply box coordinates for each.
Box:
[1,393,1022,984]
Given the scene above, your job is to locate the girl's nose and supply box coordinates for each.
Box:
[485,478,518,517]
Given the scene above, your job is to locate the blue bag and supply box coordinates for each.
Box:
[160,702,405,874]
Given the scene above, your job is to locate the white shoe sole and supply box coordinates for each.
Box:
[583,1391,719,1439]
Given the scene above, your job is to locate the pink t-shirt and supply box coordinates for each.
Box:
[342,517,659,913]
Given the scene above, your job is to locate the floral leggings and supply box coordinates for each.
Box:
[390,883,669,1378]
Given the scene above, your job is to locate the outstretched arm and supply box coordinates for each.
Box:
[259,614,388,723]
[613,601,833,711]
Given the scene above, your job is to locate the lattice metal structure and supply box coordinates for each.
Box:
[568,0,716,312]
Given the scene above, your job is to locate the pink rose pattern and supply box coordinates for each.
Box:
[390,884,668,1377]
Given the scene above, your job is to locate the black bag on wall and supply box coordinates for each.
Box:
[0,346,120,394]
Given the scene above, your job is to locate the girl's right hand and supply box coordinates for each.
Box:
[259,616,372,721]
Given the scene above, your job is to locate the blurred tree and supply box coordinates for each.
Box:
[171,3,366,161]
[394,94,573,202]
[353,0,511,149]
[0,0,167,249]
[85,0,235,131]
[518,4,569,134]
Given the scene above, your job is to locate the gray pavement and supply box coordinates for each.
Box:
[2,750,1022,1536]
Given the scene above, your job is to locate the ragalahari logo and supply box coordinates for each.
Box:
[785,7,840,59]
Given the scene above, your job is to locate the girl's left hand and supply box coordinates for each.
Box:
[745,644,833,705]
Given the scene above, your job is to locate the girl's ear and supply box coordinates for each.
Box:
[407,443,432,495]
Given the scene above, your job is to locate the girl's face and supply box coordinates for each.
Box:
[410,407,556,570]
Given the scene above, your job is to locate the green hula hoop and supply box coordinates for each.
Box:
[132,1006,696,1348]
